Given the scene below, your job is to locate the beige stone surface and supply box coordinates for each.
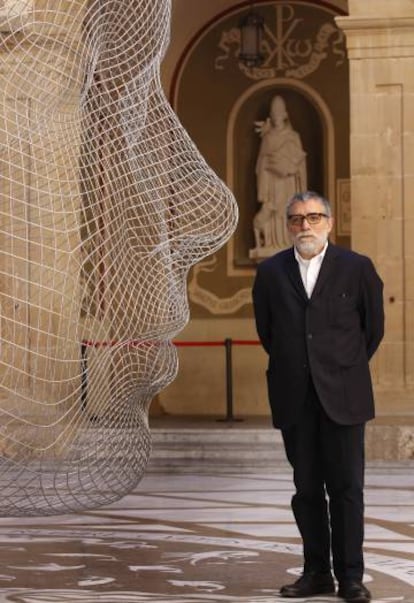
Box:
[348,0,414,18]
[366,420,414,460]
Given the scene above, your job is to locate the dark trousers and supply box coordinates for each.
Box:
[281,379,365,583]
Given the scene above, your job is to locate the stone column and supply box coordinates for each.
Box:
[336,0,414,413]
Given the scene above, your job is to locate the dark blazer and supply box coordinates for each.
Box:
[252,243,384,429]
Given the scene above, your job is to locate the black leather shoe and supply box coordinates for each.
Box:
[337,581,371,603]
[280,572,336,598]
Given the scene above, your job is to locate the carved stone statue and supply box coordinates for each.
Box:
[250,95,307,259]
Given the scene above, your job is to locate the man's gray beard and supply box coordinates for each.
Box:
[294,232,329,257]
[295,237,319,256]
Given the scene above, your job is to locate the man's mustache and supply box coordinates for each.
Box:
[297,233,316,240]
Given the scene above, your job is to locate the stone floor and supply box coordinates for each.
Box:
[0,440,412,602]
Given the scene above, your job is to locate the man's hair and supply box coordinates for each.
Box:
[286,191,332,218]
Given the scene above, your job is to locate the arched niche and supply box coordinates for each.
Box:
[227,79,336,273]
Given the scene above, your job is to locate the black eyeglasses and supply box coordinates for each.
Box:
[287,212,329,226]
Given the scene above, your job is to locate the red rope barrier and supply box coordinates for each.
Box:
[82,339,260,347]
[173,341,224,347]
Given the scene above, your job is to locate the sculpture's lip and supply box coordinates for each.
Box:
[80,336,180,401]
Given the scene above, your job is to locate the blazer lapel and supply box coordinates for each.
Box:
[284,248,308,300]
[311,242,338,299]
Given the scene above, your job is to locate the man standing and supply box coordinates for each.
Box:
[252,191,384,603]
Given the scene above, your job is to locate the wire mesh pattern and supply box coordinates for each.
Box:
[0,0,238,515]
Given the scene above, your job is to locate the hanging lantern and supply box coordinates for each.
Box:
[238,4,264,67]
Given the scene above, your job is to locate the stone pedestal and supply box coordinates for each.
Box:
[249,246,279,261]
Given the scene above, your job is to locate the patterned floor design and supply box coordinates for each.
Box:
[0,460,412,602]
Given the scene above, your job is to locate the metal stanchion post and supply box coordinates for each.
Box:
[217,337,243,422]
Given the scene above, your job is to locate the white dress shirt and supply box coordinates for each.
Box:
[294,242,328,298]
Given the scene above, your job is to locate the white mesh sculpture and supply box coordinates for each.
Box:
[0,0,238,515]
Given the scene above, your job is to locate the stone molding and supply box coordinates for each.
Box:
[336,16,414,58]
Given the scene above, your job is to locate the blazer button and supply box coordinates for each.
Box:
[307,333,313,339]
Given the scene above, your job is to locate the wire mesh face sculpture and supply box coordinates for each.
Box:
[0,0,238,515]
